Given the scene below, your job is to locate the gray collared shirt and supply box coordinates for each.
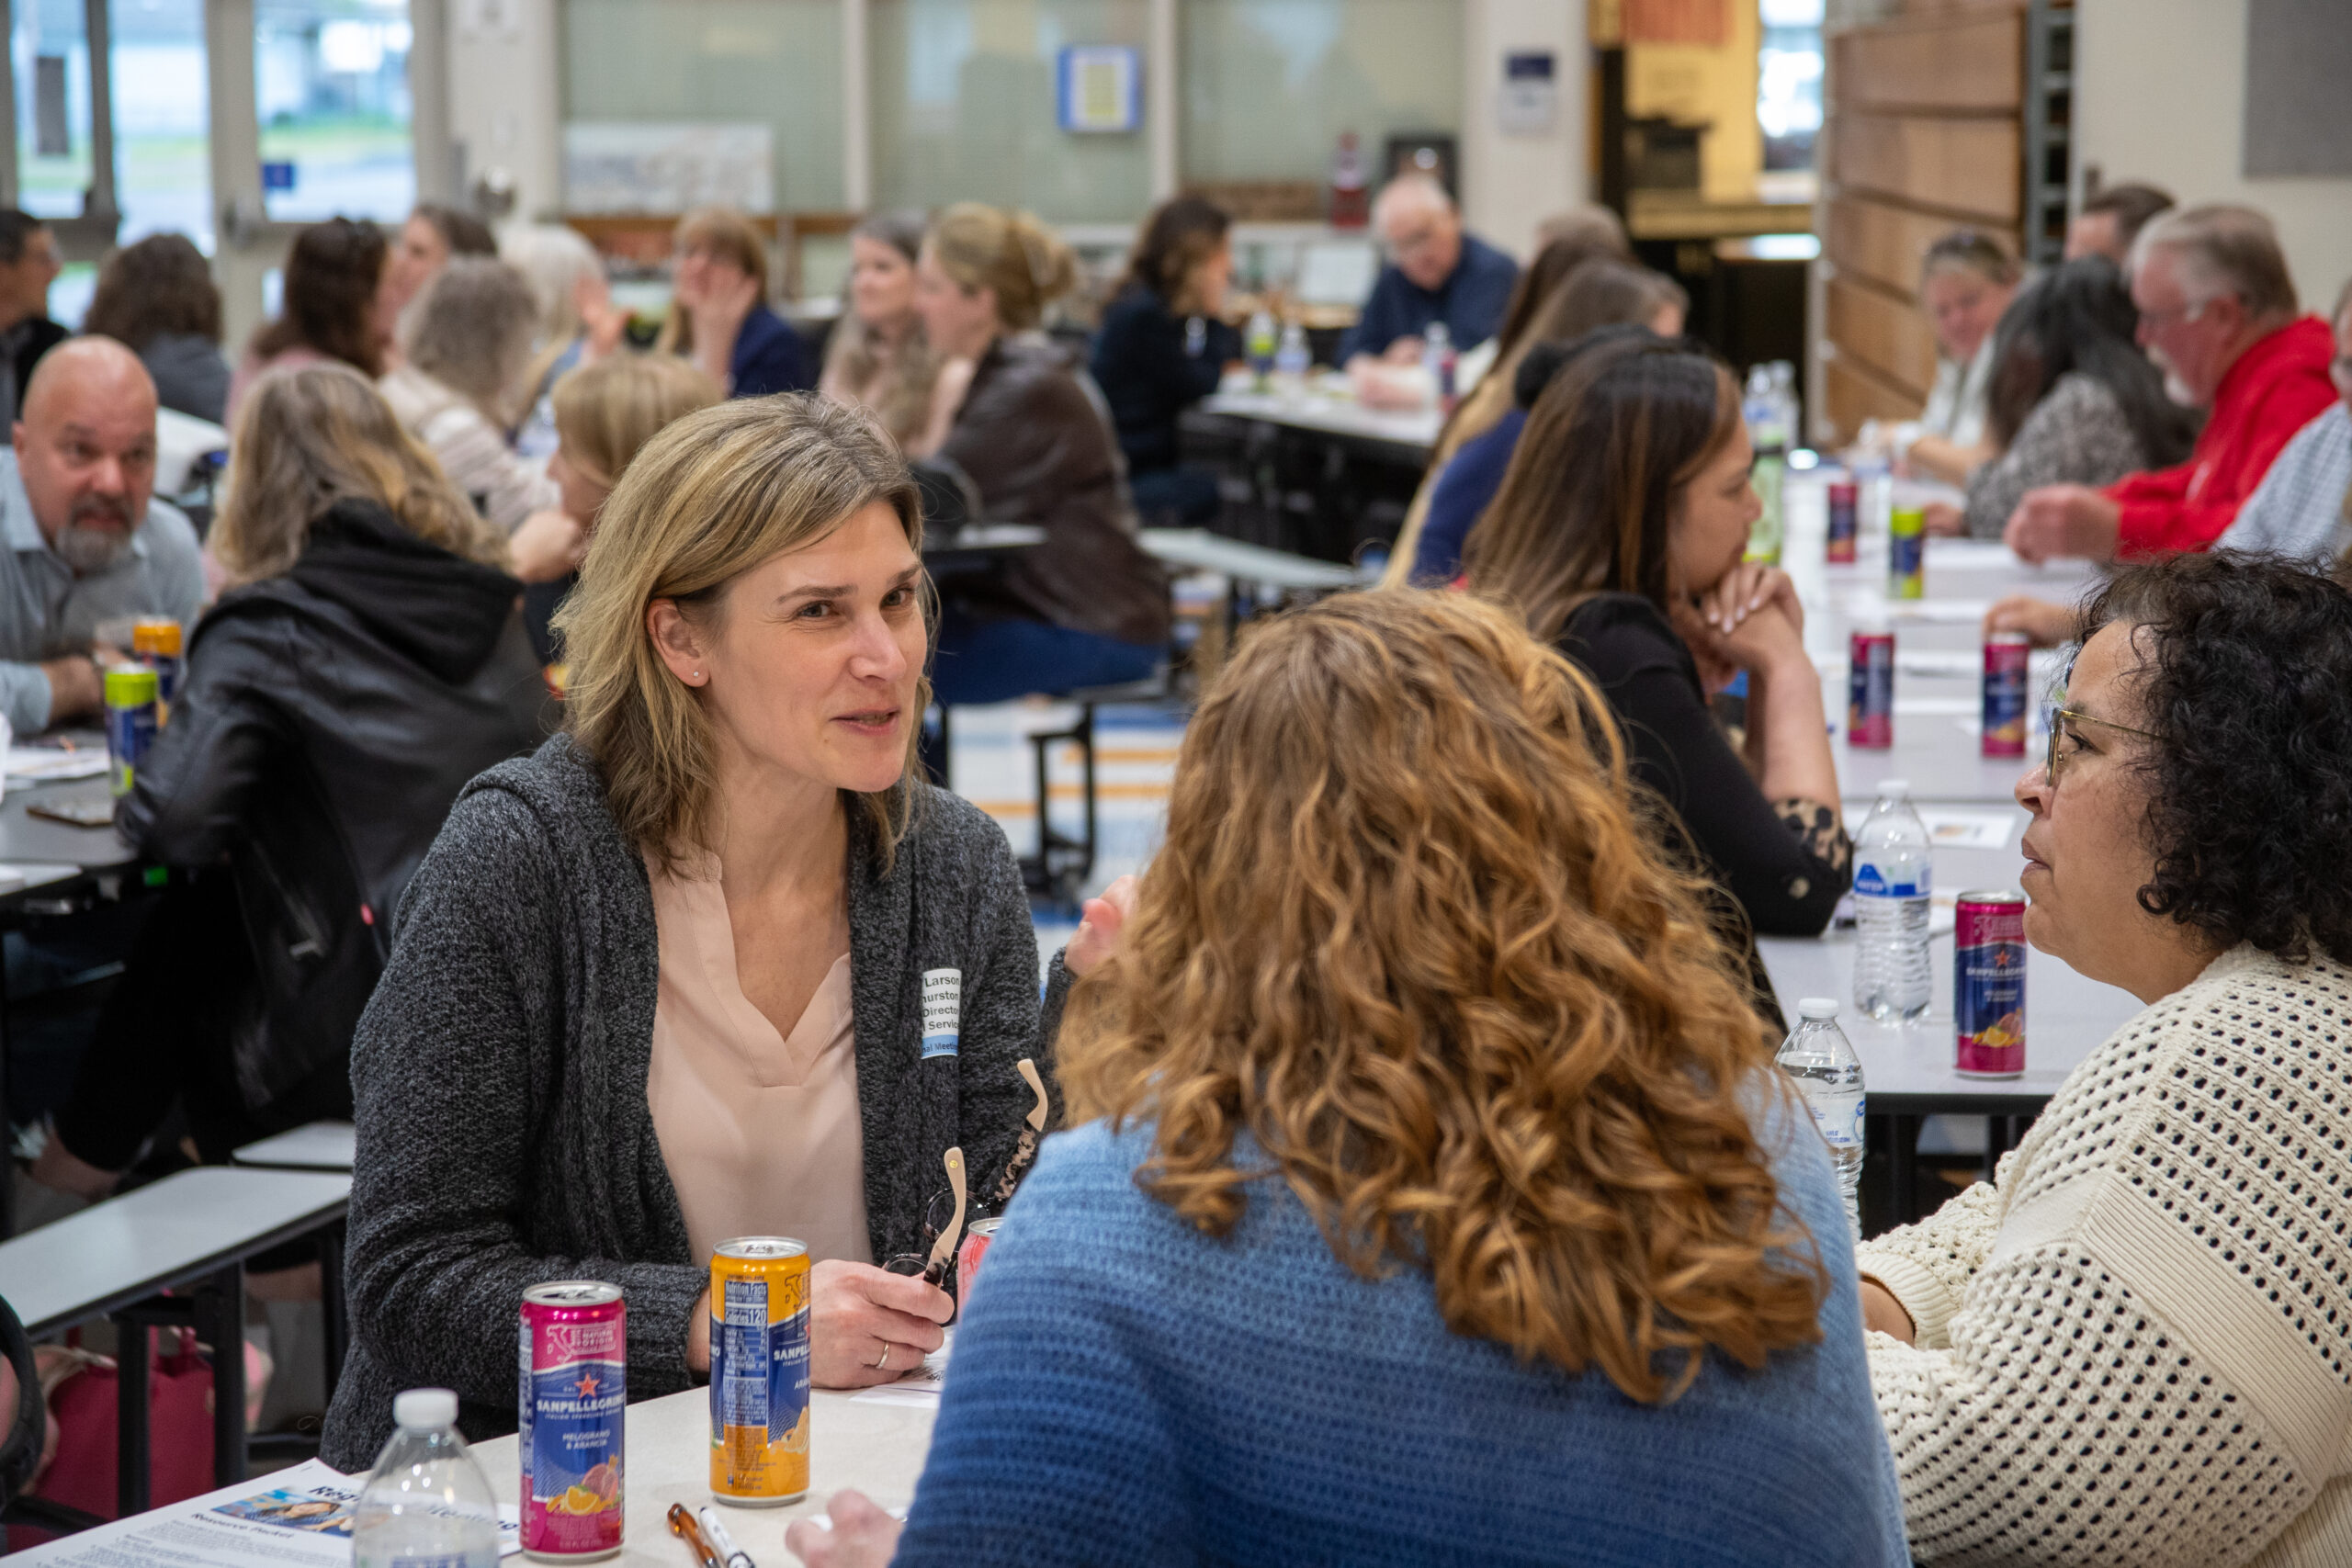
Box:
[2218,401,2352,567]
[0,448,205,735]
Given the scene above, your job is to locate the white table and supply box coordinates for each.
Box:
[471,1385,937,1566]
[0,1166,352,1511]
[1197,387,1442,457]
[1139,527,1366,590]
[232,1120,356,1171]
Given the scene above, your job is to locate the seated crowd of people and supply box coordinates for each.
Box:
[2,164,2351,1567]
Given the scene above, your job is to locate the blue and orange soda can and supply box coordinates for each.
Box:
[709,1237,810,1506]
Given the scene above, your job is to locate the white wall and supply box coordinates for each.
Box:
[446,0,564,221]
[2076,0,2352,312]
[1460,0,1589,259]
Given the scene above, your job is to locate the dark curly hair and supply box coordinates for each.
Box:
[2077,552,2352,965]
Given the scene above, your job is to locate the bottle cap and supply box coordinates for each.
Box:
[393,1387,458,1430]
[1878,778,1911,800]
[1797,997,1840,1021]
[103,668,159,707]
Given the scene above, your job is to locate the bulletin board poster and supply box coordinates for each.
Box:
[1057,46,1141,134]
[562,123,775,214]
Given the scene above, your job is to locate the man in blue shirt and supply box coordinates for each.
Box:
[0,336,204,735]
[1339,175,1520,370]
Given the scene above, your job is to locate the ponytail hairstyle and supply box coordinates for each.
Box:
[924,203,1078,333]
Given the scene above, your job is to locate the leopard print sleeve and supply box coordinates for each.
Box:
[1774,797,1852,887]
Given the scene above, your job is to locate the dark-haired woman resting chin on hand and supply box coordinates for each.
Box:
[318,395,1088,1471]
[1859,553,2352,1566]
[1469,333,1849,960]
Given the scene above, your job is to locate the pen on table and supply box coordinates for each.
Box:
[667,1503,724,1568]
[698,1506,759,1568]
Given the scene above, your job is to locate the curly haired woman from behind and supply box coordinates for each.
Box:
[788,592,1908,1568]
[1860,552,2352,1566]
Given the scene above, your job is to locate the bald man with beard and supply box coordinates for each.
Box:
[0,336,203,734]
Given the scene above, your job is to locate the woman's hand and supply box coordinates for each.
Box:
[686,1286,711,1372]
[810,1260,952,1388]
[1923,501,1965,536]
[785,1490,903,1567]
[1696,562,1804,643]
[1860,1280,1917,1344]
[575,276,626,363]
[1983,593,2077,649]
[1065,874,1136,978]
[509,509,588,583]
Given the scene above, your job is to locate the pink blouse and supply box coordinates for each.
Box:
[644,852,874,1268]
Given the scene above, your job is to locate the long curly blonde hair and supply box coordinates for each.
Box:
[1060,591,1825,1404]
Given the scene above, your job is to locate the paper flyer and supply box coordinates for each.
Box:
[10,1459,521,1568]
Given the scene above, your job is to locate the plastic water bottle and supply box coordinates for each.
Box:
[1245,310,1278,391]
[353,1388,500,1568]
[1743,364,1787,564]
[1776,998,1865,1240]
[1423,321,1457,413]
[1274,321,1311,389]
[1769,359,1803,450]
[1853,780,1933,1022]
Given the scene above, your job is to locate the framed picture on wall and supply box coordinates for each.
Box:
[1058,46,1142,135]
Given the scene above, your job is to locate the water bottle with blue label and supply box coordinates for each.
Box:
[1776,998,1865,1241]
[1853,779,1933,1022]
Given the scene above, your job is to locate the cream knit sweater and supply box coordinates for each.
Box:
[1858,945,2352,1566]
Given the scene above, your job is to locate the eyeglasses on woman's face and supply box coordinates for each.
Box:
[2042,705,2159,789]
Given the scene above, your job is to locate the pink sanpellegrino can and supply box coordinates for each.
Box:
[1955,892,2028,1078]
[519,1281,626,1560]
[1848,628,1894,750]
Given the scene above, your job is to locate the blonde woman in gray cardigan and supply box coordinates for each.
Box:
[321,395,1125,1469]
[1858,553,2352,1565]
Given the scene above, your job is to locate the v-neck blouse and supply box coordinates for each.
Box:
[643,851,873,1269]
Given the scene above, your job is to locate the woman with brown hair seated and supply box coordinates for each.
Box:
[787,591,1906,1568]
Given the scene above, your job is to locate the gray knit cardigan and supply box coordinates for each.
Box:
[319,734,1069,1468]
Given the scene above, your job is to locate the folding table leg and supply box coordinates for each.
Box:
[319,1222,348,1402]
[116,1318,151,1517]
[202,1262,246,1487]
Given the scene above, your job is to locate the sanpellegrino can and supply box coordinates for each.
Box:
[1888,505,1926,599]
[1826,479,1859,564]
[1955,892,2028,1077]
[519,1281,626,1560]
[1981,632,2030,758]
[709,1237,811,1506]
[1848,628,1894,750]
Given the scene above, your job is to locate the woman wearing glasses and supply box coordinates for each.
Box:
[1858,552,2352,1565]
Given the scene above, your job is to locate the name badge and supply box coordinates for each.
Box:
[921,968,961,1058]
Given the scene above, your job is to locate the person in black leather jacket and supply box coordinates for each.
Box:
[33,362,549,1194]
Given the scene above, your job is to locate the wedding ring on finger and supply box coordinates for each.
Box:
[874,1343,892,1371]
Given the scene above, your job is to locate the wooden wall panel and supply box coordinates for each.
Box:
[1826,113,2021,222]
[1825,197,2021,299]
[1830,12,2022,115]
[1823,355,1927,446]
[1826,276,1939,398]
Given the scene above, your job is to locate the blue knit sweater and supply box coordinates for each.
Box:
[894,1095,1911,1566]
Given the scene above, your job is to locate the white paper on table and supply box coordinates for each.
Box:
[1894,694,1978,716]
[1894,649,1979,678]
[1925,538,2025,570]
[1917,808,2019,850]
[6,746,107,783]
[851,1332,954,1408]
[1885,599,1993,625]
[5,1459,523,1567]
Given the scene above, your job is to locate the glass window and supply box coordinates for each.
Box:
[1181,0,1464,188]
[14,0,210,246]
[560,0,842,212]
[256,0,414,223]
[1758,0,1824,173]
[870,0,1148,223]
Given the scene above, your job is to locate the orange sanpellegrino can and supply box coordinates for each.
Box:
[708,1236,810,1506]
